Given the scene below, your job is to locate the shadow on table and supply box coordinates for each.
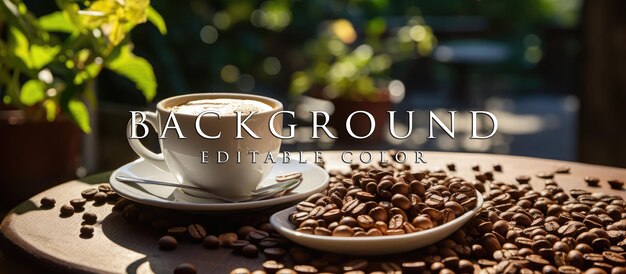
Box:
[100,203,294,274]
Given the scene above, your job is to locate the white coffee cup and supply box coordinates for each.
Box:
[126,93,283,199]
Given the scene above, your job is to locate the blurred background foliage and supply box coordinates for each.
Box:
[95,0,581,104]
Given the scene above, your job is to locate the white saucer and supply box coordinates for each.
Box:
[109,158,329,212]
[270,191,483,255]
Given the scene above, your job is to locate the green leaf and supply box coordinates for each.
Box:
[19,79,45,106]
[106,46,157,102]
[8,27,31,67]
[30,44,61,69]
[68,99,91,133]
[8,27,60,69]
[43,99,58,121]
[146,6,167,34]
[39,11,76,33]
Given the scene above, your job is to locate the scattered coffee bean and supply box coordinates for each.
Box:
[167,227,188,238]
[242,244,259,258]
[70,198,87,210]
[82,212,97,224]
[80,225,94,237]
[98,184,112,192]
[608,179,624,190]
[60,204,74,216]
[93,192,108,204]
[188,224,207,241]
[81,188,98,200]
[174,263,197,274]
[516,175,531,184]
[536,172,554,179]
[263,260,285,273]
[555,166,570,174]
[203,235,219,249]
[219,233,238,247]
[263,247,286,260]
[230,268,250,274]
[248,230,269,244]
[585,177,601,187]
[158,235,177,250]
[40,196,56,208]
[237,226,257,239]
[293,264,317,273]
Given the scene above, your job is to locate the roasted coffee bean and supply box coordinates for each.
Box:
[158,235,177,250]
[188,224,207,241]
[82,212,97,224]
[608,179,624,190]
[332,225,354,237]
[263,260,285,273]
[40,196,56,208]
[447,163,456,171]
[93,192,108,204]
[60,204,74,216]
[536,172,554,179]
[412,216,433,230]
[230,268,250,274]
[80,225,94,237]
[81,188,98,200]
[297,201,316,212]
[218,233,238,247]
[231,240,250,254]
[602,251,626,265]
[264,248,286,260]
[314,227,332,236]
[174,263,197,274]
[249,230,269,244]
[585,177,601,187]
[167,227,188,238]
[293,265,317,273]
[203,235,219,249]
[70,198,87,210]
[237,226,257,239]
[516,175,531,184]
[391,194,411,211]
[242,244,259,258]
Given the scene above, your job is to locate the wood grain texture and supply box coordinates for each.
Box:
[1,151,626,274]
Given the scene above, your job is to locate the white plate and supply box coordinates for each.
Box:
[270,191,484,255]
[109,158,329,212]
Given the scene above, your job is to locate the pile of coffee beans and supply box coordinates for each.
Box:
[289,166,479,237]
[226,156,626,273]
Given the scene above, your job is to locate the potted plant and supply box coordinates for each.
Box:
[0,0,166,208]
[289,17,436,144]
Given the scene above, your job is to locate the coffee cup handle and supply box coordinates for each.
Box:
[126,111,169,171]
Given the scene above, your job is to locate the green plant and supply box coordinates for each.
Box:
[0,0,166,132]
[289,16,436,101]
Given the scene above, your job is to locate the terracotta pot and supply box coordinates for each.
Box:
[0,109,81,209]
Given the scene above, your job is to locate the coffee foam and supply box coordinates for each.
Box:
[171,98,272,116]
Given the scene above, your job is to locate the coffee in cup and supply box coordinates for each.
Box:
[126,93,283,199]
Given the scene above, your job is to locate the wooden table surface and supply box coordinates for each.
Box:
[1,151,626,274]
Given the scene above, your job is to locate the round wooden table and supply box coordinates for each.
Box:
[1,151,625,274]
